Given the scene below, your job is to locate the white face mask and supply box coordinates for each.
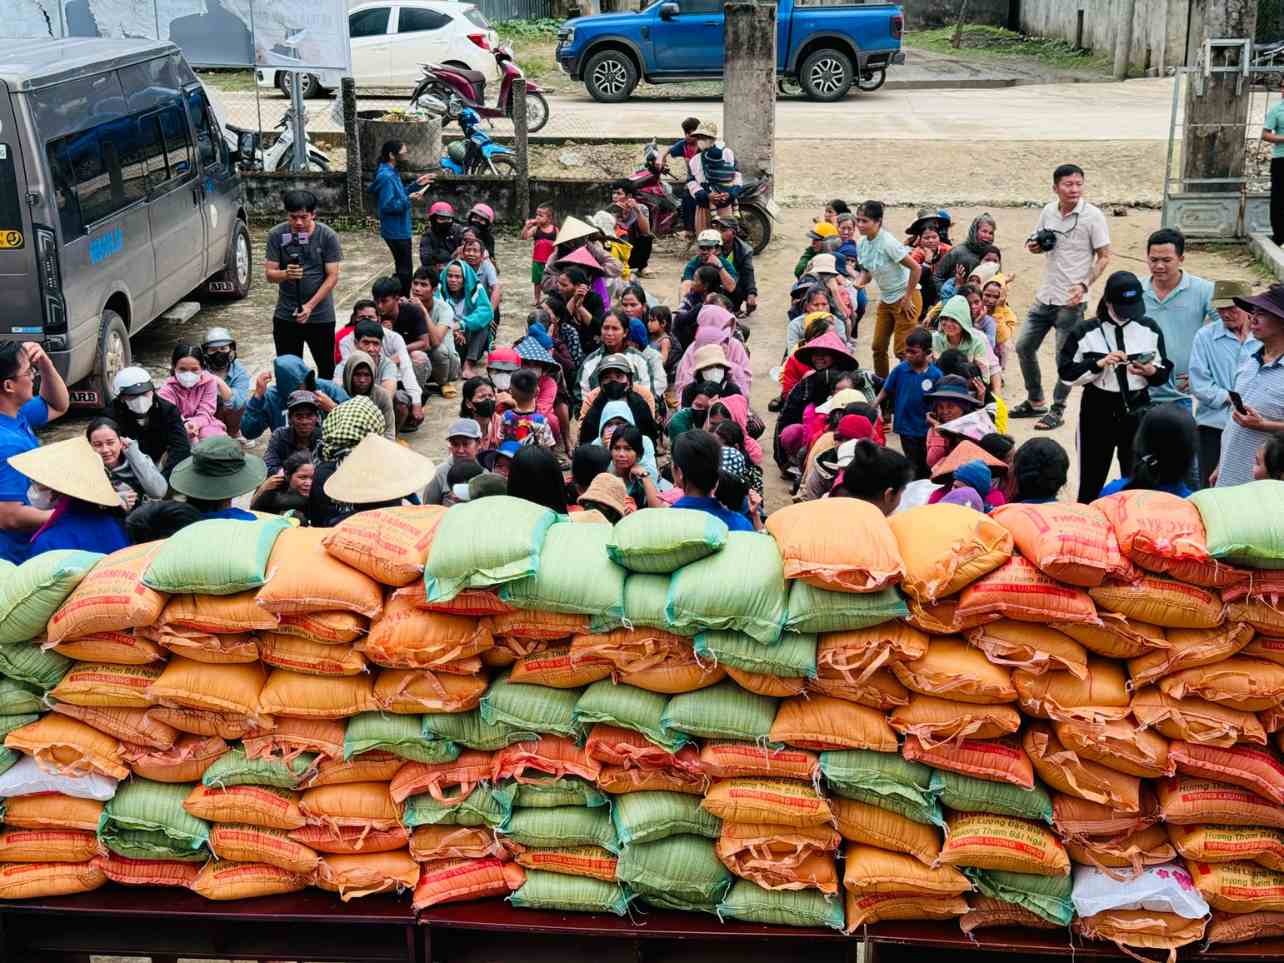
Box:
[175,370,201,389]
[704,366,726,384]
[124,393,153,416]
[27,484,57,511]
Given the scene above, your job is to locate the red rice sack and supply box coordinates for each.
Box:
[95,852,201,887]
[46,543,167,643]
[765,499,902,593]
[321,506,446,586]
[901,735,1034,789]
[209,823,320,875]
[992,502,1134,587]
[956,555,1099,625]
[256,527,385,618]
[1158,776,1284,829]
[412,857,525,909]
[1091,575,1225,629]
[697,741,819,782]
[1054,719,1173,779]
[1169,741,1284,804]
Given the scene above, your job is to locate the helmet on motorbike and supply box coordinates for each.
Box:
[468,203,495,224]
[446,141,469,166]
[429,201,456,219]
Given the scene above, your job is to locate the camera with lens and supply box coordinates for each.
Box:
[1028,228,1058,252]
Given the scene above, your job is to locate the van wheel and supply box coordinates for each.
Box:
[584,51,638,103]
[205,220,252,299]
[800,48,854,102]
[95,311,131,406]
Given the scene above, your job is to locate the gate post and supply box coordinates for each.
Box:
[1181,0,1258,195]
[723,2,776,198]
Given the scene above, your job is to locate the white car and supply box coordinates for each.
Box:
[256,0,499,97]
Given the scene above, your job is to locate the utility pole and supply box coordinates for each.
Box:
[1181,0,1258,193]
[1113,0,1136,80]
[723,2,776,199]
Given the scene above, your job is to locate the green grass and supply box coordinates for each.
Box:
[196,68,259,92]
[496,19,563,84]
[906,25,1112,72]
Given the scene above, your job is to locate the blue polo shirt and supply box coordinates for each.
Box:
[672,494,754,532]
[0,397,50,564]
[1216,346,1284,487]
[1188,322,1261,431]
[882,361,941,440]
[1142,272,1218,405]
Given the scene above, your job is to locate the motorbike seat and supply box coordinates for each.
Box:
[451,68,489,95]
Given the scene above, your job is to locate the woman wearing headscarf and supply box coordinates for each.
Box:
[707,393,764,467]
[672,304,752,401]
[934,213,997,286]
[932,295,1002,399]
[797,415,876,501]
[307,397,388,526]
[592,399,662,483]
[439,259,494,379]
[982,274,1019,368]
[339,350,396,441]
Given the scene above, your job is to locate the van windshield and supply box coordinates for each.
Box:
[0,144,22,249]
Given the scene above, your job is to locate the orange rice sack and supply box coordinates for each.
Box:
[412,586,513,618]
[257,634,367,677]
[1169,741,1284,804]
[938,811,1069,876]
[146,657,267,717]
[0,861,106,899]
[1206,911,1284,945]
[142,625,259,664]
[322,506,446,586]
[1244,635,1284,664]
[147,707,263,740]
[256,527,385,618]
[1065,825,1175,876]
[619,654,726,695]
[183,783,307,830]
[570,628,702,674]
[966,621,1088,678]
[209,823,320,875]
[815,624,929,683]
[768,695,898,752]
[992,502,1134,587]
[300,781,401,831]
[888,695,1021,746]
[307,750,405,787]
[1158,775,1284,828]
[1091,575,1225,629]
[960,896,1060,933]
[728,845,838,895]
[902,735,1034,789]
[1055,614,1168,660]
[51,662,162,709]
[842,842,970,896]
[904,597,999,636]
[1230,600,1284,638]
[1169,824,1284,871]
[290,824,409,854]
[361,597,494,669]
[242,717,345,762]
[1054,719,1173,779]
[158,591,279,634]
[1053,792,1159,841]
[597,765,708,796]
[701,778,834,828]
[844,889,969,932]
[3,795,102,832]
[1094,489,1248,588]
[1131,688,1266,747]
[46,542,167,643]
[191,860,309,900]
[491,736,601,784]
[697,741,819,781]
[49,630,166,665]
[51,703,178,751]
[1074,909,1206,956]
[1159,658,1284,712]
[372,669,488,715]
[410,825,509,862]
[890,636,1017,705]
[120,734,228,783]
[1013,658,1130,723]
[4,714,127,780]
[412,857,526,909]
[0,828,99,863]
[808,665,909,710]
[1128,623,1254,688]
[509,644,612,689]
[831,797,940,865]
[1189,859,1284,913]
[513,847,617,881]
[275,610,368,645]
[957,555,1100,625]
[391,750,494,805]
[765,499,902,593]
[888,503,1014,604]
[256,670,376,720]
[95,852,201,887]
[726,667,805,697]
[1023,723,1142,811]
[316,850,419,900]
[491,609,589,641]
[1223,572,1284,605]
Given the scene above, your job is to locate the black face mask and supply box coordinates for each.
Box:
[473,399,496,418]
[206,350,231,370]
[602,380,628,400]
[691,408,708,427]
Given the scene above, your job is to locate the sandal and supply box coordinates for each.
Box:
[1009,400,1049,419]
[1034,410,1064,430]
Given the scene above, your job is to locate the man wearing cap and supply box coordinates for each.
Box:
[715,215,757,315]
[1058,271,1173,503]
[1189,280,1261,489]
[168,435,268,521]
[264,390,323,475]
[0,341,70,562]
[201,327,251,436]
[1214,284,1284,487]
[680,231,737,299]
[423,418,483,505]
[107,367,191,480]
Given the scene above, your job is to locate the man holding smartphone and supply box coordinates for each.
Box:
[1189,280,1260,489]
[265,190,343,379]
[1215,284,1284,487]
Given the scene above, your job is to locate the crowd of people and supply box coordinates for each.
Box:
[1,147,1283,563]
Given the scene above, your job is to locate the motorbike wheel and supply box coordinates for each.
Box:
[739,204,772,255]
[510,90,550,134]
[489,155,518,176]
[856,68,887,92]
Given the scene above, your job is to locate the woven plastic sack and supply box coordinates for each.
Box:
[390,750,493,806]
[501,522,626,619]
[308,751,404,788]
[1076,908,1207,957]
[299,780,402,830]
[4,714,127,780]
[511,776,607,809]
[256,527,384,618]
[619,648,725,694]
[3,793,102,831]
[424,496,558,602]
[507,805,620,853]
[820,749,941,826]
[0,549,101,645]
[931,770,1053,823]
[769,694,898,752]
[372,670,487,715]
[1192,479,1284,568]
[966,868,1074,925]
[124,734,228,784]
[664,532,786,643]
[158,591,279,634]
[52,662,162,709]
[292,824,409,854]
[147,657,266,717]
[892,637,1017,705]
[715,821,841,887]
[0,755,116,801]
[412,857,525,909]
[202,747,318,790]
[957,554,1099,625]
[889,503,1014,604]
[726,667,804,698]
[316,850,419,900]
[1158,776,1284,829]
[693,630,816,681]
[510,869,630,915]
[1066,825,1175,874]
[813,624,928,686]
[889,696,1020,746]
[147,707,261,741]
[50,630,166,665]
[844,888,968,932]
[1054,718,1173,779]
[402,783,514,830]
[99,778,209,860]
[701,778,834,828]
[479,672,581,739]
[1057,614,1168,660]
[409,825,507,862]
[258,634,365,677]
[1091,575,1224,630]
[1014,658,1130,724]
[275,609,365,644]
[718,879,845,929]
[938,812,1068,876]
[765,499,902,593]
[0,827,98,863]
[256,670,375,720]
[1169,824,1284,871]
[1129,624,1253,688]
[1169,741,1284,804]
[993,502,1133,587]
[142,517,288,595]
[47,543,166,643]
[421,709,536,753]
[843,842,970,896]
[1094,489,1247,587]
[322,505,446,586]
[904,735,1035,789]
[191,860,308,900]
[361,598,493,670]
[343,712,459,764]
[783,583,907,635]
[606,508,727,574]
[616,834,731,911]
[1206,911,1284,945]
[0,643,71,691]
[94,852,202,888]
[831,797,940,865]
[0,677,45,716]
[960,896,1062,933]
[1160,657,1284,712]
[490,734,600,784]
[1072,862,1209,917]
[698,741,817,781]
[660,680,776,741]
[1053,792,1159,840]
[966,621,1088,678]
[0,861,106,899]
[568,681,681,754]
[209,823,319,874]
[1023,723,1142,812]
[612,789,721,846]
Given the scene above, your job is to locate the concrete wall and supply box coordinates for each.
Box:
[903,0,1011,29]
[1020,0,1190,71]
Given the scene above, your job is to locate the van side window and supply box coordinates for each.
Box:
[65,131,114,226]
[185,89,221,169]
[46,142,83,239]
[135,114,168,192]
[158,105,192,179]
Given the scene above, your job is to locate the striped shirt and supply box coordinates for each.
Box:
[1215,346,1284,487]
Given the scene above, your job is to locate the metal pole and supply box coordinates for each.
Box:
[342,77,361,216]
[1114,0,1137,80]
[290,72,307,172]
[513,77,530,224]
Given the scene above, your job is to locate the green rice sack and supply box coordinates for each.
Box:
[509,870,630,916]
[402,782,516,830]
[964,868,1074,925]
[501,522,626,619]
[202,748,318,790]
[0,550,101,644]
[0,677,45,715]
[666,532,787,643]
[661,680,777,742]
[143,518,289,594]
[718,879,845,930]
[612,790,721,846]
[693,630,817,679]
[931,770,1053,824]
[99,778,209,860]
[0,643,71,691]
[820,750,943,827]
[344,711,460,764]
[606,508,728,574]
[783,583,908,635]
[1191,480,1284,568]
[616,834,731,913]
[420,710,538,752]
[507,805,621,854]
[591,573,685,635]
[574,681,687,754]
[479,672,582,740]
[511,776,607,809]
[424,497,558,602]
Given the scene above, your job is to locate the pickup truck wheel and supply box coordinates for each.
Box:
[800,49,853,102]
[584,51,638,103]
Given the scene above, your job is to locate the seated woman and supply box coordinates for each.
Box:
[593,400,662,484]
[672,304,752,401]
[313,418,434,526]
[459,376,503,450]
[507,445,570,514]
[608,423,665,509]
[1099,403,1198,498]
[579,309,652,408]
[86,417,168,510]
[339,350,397,441]
[158,344,227,443]
[774,332,877,472]
[251,450,315,515]
[579,357,659,447]
[11,436,129,555]
[1012,437,1070,504]
[667,380,720,445]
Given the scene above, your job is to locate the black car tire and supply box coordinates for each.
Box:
[799,48,854,102]
[584,50,638,103]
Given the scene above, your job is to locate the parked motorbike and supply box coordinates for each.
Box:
[409,43,550,134]
[417,94,517,176]
[226,108,329,173]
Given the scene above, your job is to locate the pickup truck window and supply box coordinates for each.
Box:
[677,0,723,13]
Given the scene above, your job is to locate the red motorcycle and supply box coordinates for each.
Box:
[410,43,550,134]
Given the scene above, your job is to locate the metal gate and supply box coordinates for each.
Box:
[1162,47,1282,239]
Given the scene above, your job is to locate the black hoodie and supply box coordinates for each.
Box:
[107,395,191,478]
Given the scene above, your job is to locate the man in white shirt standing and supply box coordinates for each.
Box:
[1011,164,1113,431]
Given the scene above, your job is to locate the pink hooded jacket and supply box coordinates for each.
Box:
[158,372,226,441]
[673,305,753,401]
[712,392,763,465]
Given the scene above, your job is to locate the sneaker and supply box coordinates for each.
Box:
[1009,400,1050,419]
[1034,409,1064,430]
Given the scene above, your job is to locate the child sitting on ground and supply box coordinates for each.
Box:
[499,369,556,450]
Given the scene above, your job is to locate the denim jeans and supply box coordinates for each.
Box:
[1016,300,1084,410]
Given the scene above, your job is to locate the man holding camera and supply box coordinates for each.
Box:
[265,190,343,380]
[1012,164,1112,431]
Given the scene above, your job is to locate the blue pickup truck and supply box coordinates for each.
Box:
[556,0,905,102]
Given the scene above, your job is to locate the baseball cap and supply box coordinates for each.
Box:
[446,418,483,441]
[713,215,739,230]
[598,354,634,377]
[286,389,320,411]
[112,366,154,397]
[1211,279,1253,309]
[1104,271,1146,322]
[696,229,722,248]
[495,439,521,460]
[808,222,838,241]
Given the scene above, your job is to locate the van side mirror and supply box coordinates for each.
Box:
[659,3,679,19]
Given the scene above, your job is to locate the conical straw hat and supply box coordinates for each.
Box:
[8,436,120,508]
[555,215,600,246]
[323,434,437,504]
